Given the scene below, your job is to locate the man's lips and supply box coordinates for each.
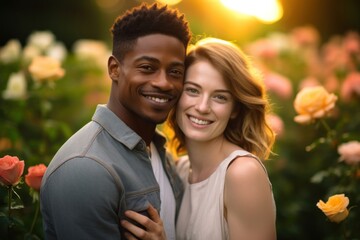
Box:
[142,92,175,104]
[145,95,170,103]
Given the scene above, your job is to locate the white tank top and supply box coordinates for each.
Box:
[175,150,275,240]
[150,143,176,240]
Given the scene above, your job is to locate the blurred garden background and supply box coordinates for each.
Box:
[1,0,360,239]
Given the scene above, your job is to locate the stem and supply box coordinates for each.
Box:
[320,118,331,132]
[29,200,40,235]
[7,186,13,237]
[8,186,12,219]
[320,119,334,141]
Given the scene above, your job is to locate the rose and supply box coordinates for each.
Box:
[27,31,55,51]
[2,71,27,100]
[293,86,338,124]
[267,113,284,137]
[25,164,47,191]
[28,55,65,82]
[338,141,360,165]
[73,39,110,69]
[316,194,350,223]
[0,155,25,186]
[0,39,21,64]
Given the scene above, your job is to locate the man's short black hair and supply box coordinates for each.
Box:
[110,3,191,60]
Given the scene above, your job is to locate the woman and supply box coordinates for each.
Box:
[122,37,276,240]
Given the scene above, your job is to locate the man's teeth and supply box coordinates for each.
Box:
[189,116,210,125]
[146,96,169,103]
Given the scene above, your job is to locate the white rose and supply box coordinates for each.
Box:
[2,72,27,100]
[0,39,22,64]
[46,42,67,62]
[27,31,55,51]
[73,39,110,69]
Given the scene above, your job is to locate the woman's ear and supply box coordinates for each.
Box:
[230,104,240,119]
[108,55,120,81]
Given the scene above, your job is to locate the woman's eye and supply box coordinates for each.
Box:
[184,87,199,94]
[213,95,228,102]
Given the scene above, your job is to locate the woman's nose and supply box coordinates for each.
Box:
[195,96,211,113]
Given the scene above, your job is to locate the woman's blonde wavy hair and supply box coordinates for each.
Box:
[166,37,275,160]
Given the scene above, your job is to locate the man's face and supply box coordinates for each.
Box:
[109,34,186,127]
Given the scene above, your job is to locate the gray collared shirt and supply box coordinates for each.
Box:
[40,104,183,240]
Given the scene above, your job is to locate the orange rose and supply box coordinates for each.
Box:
[316,194,349,223]
[293,86,338,124]
[28,56,65,82]
[0,155,25,186]
[25,164,47,191]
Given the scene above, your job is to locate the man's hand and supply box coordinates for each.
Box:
[121,204,167,240]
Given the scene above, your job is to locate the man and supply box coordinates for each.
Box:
[40,3,191,239]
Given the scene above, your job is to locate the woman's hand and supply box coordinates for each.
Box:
[121,204,167,240]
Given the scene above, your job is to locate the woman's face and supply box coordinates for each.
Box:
[176,60,236,143]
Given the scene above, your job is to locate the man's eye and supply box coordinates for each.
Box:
[170,69,184,78]
[139,65,154,72]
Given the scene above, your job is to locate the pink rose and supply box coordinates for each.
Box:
[267,114,284,137]
[264,72,293,99]
[25,164,47,191]
[338,141,360,165]
[0,155,25,186]
[340,72,360,102]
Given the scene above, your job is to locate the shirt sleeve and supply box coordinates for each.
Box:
[40,157,122,240]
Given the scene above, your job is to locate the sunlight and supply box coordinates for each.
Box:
[220,0,283,23]
[156,0,183,5]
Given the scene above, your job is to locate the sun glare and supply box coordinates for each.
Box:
[220,0,283,23]
[156,0,183,5]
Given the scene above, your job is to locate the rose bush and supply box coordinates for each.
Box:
[246,26,360,239]
[317,194,350,223]
[0,30,110,239]
[0,155,25,186]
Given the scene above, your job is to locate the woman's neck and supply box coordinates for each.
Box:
[185,137,238,183]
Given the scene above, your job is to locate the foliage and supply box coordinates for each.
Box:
[0,31,110,239]
[1,26,359,240]
[245,26,360,240]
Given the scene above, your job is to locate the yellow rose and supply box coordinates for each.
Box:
[316,194,349,223]
[293,86,337,124]
[28,56,65,82]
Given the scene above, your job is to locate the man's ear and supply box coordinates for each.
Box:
[108,55,121,81]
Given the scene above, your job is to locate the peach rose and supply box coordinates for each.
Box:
[28,56,65,82]
[317,194,350,223]
[294,86,337,124]
[338,141,360,165]
[0,155,25,186]
[25,164,47,191]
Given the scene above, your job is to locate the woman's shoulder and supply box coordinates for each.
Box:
[225,151,271,191]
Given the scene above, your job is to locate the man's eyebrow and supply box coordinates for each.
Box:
[134,56,160,63]
[135,56,185,68]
